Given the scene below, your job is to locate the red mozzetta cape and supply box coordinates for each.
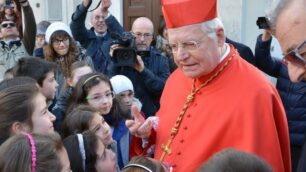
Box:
[131,45,291,172]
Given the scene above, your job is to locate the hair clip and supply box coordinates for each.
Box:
[123,164,153,172]
[23,133,37,172]
[82,74,100,87]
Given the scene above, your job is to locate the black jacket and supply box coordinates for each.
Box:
[255,34,306,146]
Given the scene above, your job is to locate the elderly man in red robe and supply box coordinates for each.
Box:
[126,0,291,171]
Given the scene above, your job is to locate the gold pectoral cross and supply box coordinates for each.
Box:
[160,139,172,161]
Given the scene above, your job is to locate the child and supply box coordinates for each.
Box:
[61,105,114,149]
[64,131,116,172]
[52,61,93,132]
[68,72,132,168]
[0,85,56,144]
[0,132,70,172]
[122,156,168,172]
[13,56,59,103]
[110,75,143,117]
[197,148,273,172]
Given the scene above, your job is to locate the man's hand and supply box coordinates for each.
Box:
[262,29,272,42]
[134,55,145,72]
[83,0,92,8]
[126,105,152,138]
[100,0,111,12]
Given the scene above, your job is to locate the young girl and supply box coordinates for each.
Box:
[68,72,131,169]
[110,75,143,117]
[0,132,71,172]
[63,131,116,172]
[52,61,93,132]
[0,85,56,144]
[61,105,114,147]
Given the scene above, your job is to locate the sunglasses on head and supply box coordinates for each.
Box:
[1,23,16,28]
[283,40,306,67]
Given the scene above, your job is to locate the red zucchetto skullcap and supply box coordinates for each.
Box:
[162,0,217,28]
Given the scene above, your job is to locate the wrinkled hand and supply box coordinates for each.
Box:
[134,55,145,72]
[125,105,152,138]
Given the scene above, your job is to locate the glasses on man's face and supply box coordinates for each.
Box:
[132,32,153,39]
[52,37,69,46]
[86,91,114,104]
[1,22,16,28]
[169,36,206,53]
[94,15,105,22]
[283,39,306,67]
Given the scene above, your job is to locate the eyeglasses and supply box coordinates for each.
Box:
[86,91,114,103]
[132,32,153,39]
[52,37,69,46]
[1,22,16,28]
[94,15,105,21]
[283,39,306,67]
[169,36,205,53]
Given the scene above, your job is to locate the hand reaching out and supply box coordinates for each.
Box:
[126,105,152,138]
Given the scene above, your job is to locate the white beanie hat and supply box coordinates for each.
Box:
[110,75,134,95]
[45,22,72,43]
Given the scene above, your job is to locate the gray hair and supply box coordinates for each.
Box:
[200,18,224,40]
[270,0,290,32]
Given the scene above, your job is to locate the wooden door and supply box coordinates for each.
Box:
[123,0,162,35]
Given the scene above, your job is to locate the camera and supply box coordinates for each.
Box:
[111,32,150,67]
[256,17,271,29]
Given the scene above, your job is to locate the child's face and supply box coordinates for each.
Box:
[68,66,92,87]
[86,81,113,115]
[39,71,58,101]
[31,93,56,133]
[95,140,116,172]
[116,90,134,113]
[90,113,113,145]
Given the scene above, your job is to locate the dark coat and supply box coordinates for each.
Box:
[255,34,306,146]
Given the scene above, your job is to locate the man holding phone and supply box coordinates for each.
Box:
[0,0,36,80]
[254,19,306,171]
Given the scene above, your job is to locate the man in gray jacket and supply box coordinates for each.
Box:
[0,0,36,80]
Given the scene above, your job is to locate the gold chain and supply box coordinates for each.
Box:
[160,52,236,162]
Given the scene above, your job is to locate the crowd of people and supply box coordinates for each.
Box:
[0,0,305,171]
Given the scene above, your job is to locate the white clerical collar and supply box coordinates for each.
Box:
[95,31,107,37]
[219,43,230,62]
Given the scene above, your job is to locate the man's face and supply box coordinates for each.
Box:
[91,10,107,34]
[276,1,306,82]
[168,24,222,78]
[132,21,153,50]
[0,21,18,39]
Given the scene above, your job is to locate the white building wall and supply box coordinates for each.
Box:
[29,0,281,56]
[29,0,123,26]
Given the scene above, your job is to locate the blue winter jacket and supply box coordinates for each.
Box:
[255,34,306,146]
[70,3,123,75]
[109,47,170,117]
